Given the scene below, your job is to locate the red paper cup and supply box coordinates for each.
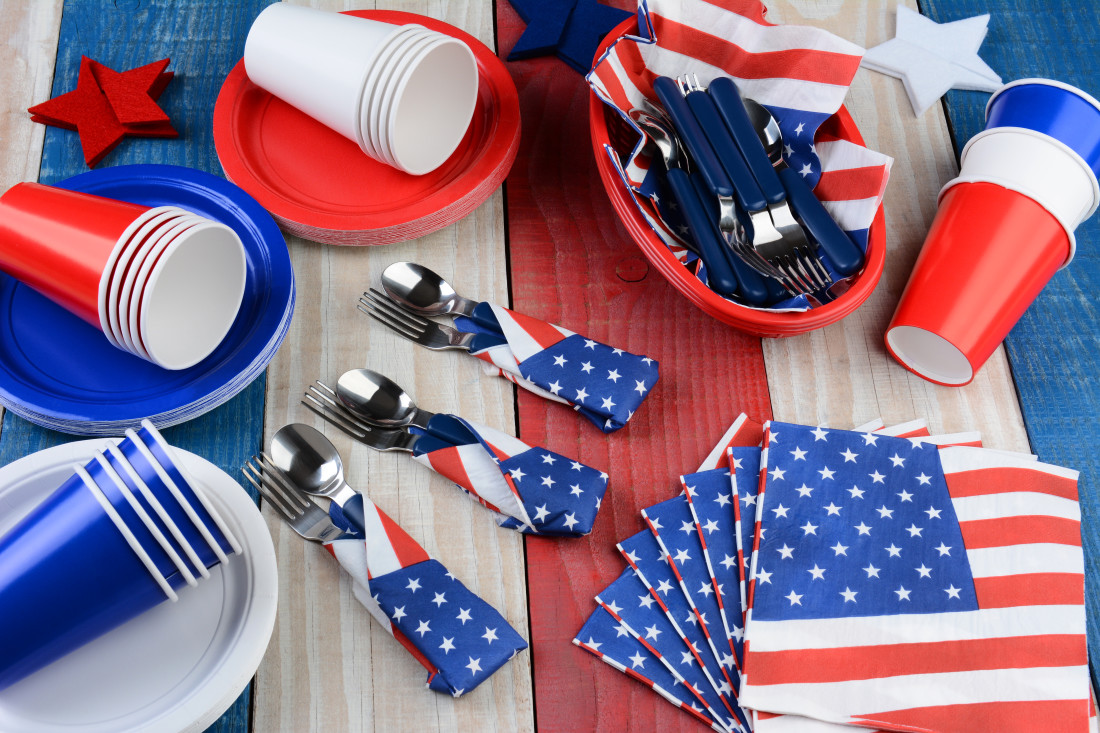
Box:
[0,183,150,327]
[885,182,1070,386]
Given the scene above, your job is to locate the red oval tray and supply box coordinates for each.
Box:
[589,18,886,338]
[214,10,521,245]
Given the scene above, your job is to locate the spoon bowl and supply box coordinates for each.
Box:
[742,98,784,168]
[337,369,426,429]
[269,423,366,533]
[381,261,479,318]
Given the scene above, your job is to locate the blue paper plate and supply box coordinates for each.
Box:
[0,165,294,430]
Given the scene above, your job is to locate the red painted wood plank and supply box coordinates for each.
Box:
[495,4,773,730]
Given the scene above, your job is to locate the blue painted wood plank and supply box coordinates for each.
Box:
[920,0,1100,688]
[0,1,279,731]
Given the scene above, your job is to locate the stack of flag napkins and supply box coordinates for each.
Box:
[575,415,1097,732]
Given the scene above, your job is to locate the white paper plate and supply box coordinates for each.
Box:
[0,440,278,733]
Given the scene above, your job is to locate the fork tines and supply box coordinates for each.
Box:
[357,288,430,340]
[242,454,308,522]
[301,380,373,441]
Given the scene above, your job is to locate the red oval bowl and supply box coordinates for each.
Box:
[588,18,886,338]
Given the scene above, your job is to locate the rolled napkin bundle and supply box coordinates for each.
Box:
[323,496,527,696]
[411,414,608,536]
[455,303,659,432]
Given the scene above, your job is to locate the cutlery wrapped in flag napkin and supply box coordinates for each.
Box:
[322,496,527,697]
[455,304,659,432]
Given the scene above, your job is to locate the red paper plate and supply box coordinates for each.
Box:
[213,10,520,245]
[589,18,886,338]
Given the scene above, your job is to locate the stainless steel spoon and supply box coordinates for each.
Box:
[336,368,473,447]
[268,423,366,535]
[380,262,501,332]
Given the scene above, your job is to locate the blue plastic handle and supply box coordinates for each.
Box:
[708,77,787,206]
[778,166,864,276]
[665,167,740,297]
[688,170,771,306]
[470,301,503,334]
[468,332,506,354]
[653,76,734,198]
[425,413,478,447]
[340,493,367,536]
[684,87,768,213]
[410,434,456,457]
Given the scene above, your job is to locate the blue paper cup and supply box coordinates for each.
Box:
[90,448,206,584]
[0,465,178,691]
[985,79,1100,180]
[113,421,240,568]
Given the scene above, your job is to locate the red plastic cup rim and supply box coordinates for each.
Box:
[587,17,886,338]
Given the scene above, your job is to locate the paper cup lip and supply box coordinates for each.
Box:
[119,215,205,360]
[353,23,427,154]
[371,31,444,166]
[140,223,247,371]
[885,325,975,386]
[97,206,177,346]
[961,125,1100,217]
[348,22,417,153]
[939,176,1077,267]
[359,26,437,161]
[986,78,1100,121]
[105,209,187,351]
[388,37,478,175]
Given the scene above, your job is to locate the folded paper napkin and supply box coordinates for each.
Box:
[324,496,527,697]
[411,415,608,536]
[575,414,1094,732]
[454,302,658,432]
[586,0,893,309]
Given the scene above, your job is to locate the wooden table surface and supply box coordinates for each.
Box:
[1,1,1097,731]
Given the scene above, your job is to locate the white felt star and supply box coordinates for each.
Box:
[861,6,1002,115]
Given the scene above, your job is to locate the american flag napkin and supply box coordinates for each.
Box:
[454,303,659,432]
[739,421,1091,732]
[586,0,893,307]
[410,415,608,536]
[324,496,527,697]
[574,606,726,730]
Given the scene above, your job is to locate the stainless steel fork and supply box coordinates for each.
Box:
[358,289,481,351]
[301,380,422,452]
[241,456,346,542]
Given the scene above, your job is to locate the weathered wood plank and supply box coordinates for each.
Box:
[922,0,1100,689]
[0,2,275,731]
[495,1,775,730]
[0,0,63,433]
[251,2,533,732]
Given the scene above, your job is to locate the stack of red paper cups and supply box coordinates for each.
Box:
[886,79,1100,386]
[0,183,247,370]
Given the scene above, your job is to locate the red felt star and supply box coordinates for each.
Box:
[91,58,171,125]
[27,56,177,168]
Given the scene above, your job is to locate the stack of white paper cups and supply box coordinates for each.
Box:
[244,4,479,176]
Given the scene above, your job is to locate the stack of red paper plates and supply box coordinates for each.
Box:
[213,10,520,246]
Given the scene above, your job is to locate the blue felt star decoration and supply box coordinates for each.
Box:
[507,0,635,74]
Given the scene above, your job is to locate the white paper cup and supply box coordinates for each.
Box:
[386,37,478,175]
[959,126,1099,243]
[354,24,427,158]
[243,4,401,146]
[372,33,447,167]
[99,206,178,348]
[107,210,187,349]
[118,215,204,359]
[138,222,246,370]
